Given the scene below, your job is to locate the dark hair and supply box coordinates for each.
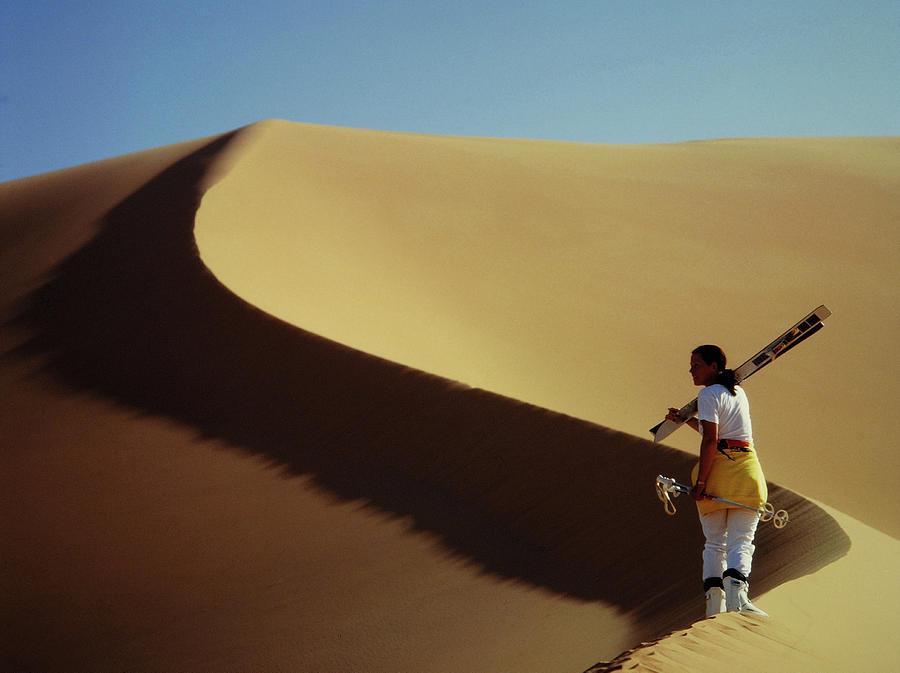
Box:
[692,344,737,395]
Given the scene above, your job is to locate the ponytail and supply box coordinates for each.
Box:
[717,368,737,396]
[692,344,737,396]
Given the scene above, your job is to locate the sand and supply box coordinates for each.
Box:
[1,120,898,672]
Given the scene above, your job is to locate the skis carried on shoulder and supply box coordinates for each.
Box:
[650,305,832,442]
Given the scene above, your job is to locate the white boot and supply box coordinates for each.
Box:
[705,586,726,617]
[724,570,768,616]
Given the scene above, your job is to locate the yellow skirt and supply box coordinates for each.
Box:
[690,442,767,516]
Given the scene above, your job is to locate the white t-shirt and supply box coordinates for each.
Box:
[697,384,753,442]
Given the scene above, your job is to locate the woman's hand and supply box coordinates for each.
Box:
[665,408,683,422]
[691,481,708,501]
[667,408,701,432]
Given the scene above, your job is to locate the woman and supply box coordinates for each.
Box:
[666,345,768,617]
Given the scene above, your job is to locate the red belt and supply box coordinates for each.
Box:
[717,439,753,460]
[721,439,752,448]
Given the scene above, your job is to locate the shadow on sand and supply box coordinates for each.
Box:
[10,133,850,637]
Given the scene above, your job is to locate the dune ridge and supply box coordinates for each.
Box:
[586,612,828,673]
[1,121,896,671]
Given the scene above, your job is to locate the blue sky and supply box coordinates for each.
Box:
[2,0,898,182]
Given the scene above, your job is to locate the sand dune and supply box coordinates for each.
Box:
[198,120,900,538]
[1,121,897,672]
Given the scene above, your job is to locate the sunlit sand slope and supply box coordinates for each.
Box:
[198,121,900,538]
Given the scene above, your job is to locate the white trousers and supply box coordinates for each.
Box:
[699,508,760,580]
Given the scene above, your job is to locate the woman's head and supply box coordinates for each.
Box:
[690,345,736,393]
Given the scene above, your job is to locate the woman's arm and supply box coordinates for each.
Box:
[693,420,719,500]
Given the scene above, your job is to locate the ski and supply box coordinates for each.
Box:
[650,305,832,442]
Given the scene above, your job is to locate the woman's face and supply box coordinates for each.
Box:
[690,353,719,386]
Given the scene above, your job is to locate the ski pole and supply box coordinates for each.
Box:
[655,475,789,529]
